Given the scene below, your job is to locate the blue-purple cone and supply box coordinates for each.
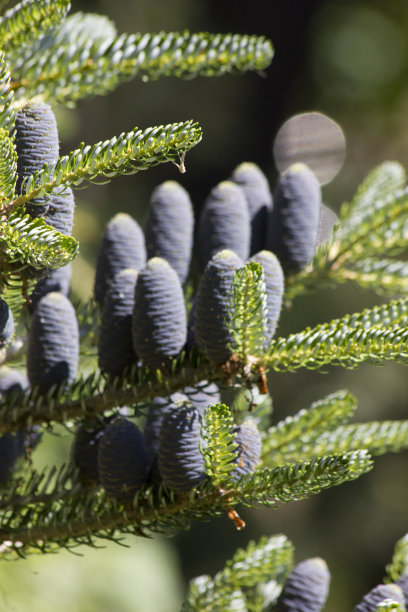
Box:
[158,401,205,491]
[27,292,79,393]
[15,102,59,217]
[132,257,187,370]
[182,381,220,414]
[0,434,25,484]
[277,557,331,612]
[231,162,273,255]
[0,299,14,347]
[230,421,261,480]
[198,181,250,270]
[0,368,30,483]
[249,250,284,344]
[72,419,108,485]
[98,268,138,376]
[354,584,405,612]
[98,417,149,501]
[195,249,243,364]
[186,296,197,352]
[144,396,174,484]
[44,186,75,236]
[145,181,194,284]
[94,213,146,306]
[29,263,71,309]
[266,163,321,273]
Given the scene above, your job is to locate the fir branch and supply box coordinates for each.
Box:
[334,257,408,296]
[8,120,202,213]
[338,161,407,233]
[184,535,294,612]
[262,390,358,466]
[0,271,35,315]
[0,463,79,511]
[183,577,246,612]
[9,26,274,105]
[285,164,408,300]
[0,128,17,204]
[0,210,79,270]
[0,51,15,133]
[374,601,405,612]
[216,534,294,592]
[385,534,408,583]
[280,420,408,465]
[228,261,268,362]
[0,0,70,53]
[233,451,373,508]
[0,356,218,432]
[267,299,408,371]
[332,187,408,264]
[0,453,371,558]
[201,403,239,486]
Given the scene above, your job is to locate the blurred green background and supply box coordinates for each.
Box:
[3,0,408,610]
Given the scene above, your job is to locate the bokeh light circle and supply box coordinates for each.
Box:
[273,112,346,185]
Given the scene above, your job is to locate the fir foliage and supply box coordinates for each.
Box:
[0,3,408,608]
[7,16,274,106]
[228,261,268,362]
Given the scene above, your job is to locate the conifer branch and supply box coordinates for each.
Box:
[267,298,408,371]
[236,451,373,509]
[385,534,408,583]
[0,0,70,52]
[201,403,239,486]
[0,452,371,558]
[0,128,17,204]
[228,261,268,362]
[184,535,294,611]
[6,120,202,214]
[0,209,79,270]
[285,163,408,300]
[9,25,274,105]
[276,420,408,465]
[262,390,358,465]
[0,357,218,432]
[0,51,15,133]
[334,258,408,296]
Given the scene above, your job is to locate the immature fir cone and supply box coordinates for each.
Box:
[277,557,331,612]
[158,401,205,491]
[182,381,220,414]
[145,181,194,284]
[144,397,175,483]
[132,257,187,370]
[98,417,149,501]
[230,161,273,254]
[195,249,243,364]
[230,420,262,479]
[0,368,30,484]
[44,186,75,235]
[98,268,138,376]
[354,584,405,612]
[15,102,59,217]
[0,298,14,347]
[249,250,284,343]
[72,418,108,486]
[198,180,250,270]
[266,162,321,273]
[94,213,146,306]
[29,264,72,309]
[27,292,79,393]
